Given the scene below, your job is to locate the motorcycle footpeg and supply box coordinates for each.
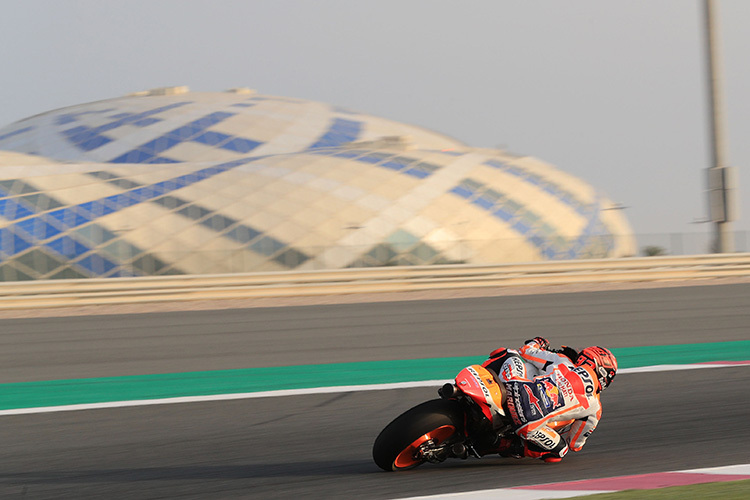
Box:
[466,442,482,459]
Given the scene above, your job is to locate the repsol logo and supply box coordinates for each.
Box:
[530,430,556,448]
[468,367,492,400]
[576,368,595,395]
[510,357,524,373]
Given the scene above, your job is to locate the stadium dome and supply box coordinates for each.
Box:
[0,86,635,280]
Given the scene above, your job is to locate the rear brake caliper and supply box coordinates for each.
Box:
[418,439,450,463]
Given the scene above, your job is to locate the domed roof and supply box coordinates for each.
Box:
[0,87,465,164]
[0,87,635,279]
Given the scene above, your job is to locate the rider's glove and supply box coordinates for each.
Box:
[558,345,579,362]
[525,337,550,350]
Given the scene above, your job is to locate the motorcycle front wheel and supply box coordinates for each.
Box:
[372,399,464,471]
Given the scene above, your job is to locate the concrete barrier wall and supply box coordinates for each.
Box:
[1,253,749,310]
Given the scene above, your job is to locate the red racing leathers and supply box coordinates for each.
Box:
[483,340,603,460]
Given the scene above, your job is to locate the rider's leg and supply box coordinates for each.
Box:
[515,422,569,462]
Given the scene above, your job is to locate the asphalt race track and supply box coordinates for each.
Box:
[1,283,750,499]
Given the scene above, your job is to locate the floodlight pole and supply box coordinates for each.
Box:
[703,0,734,252]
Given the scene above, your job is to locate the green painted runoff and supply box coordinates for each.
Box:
[2,340,749,410]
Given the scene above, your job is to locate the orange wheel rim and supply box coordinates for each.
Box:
[393,425,456,469]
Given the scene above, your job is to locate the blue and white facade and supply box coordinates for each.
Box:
[0,87,635,280]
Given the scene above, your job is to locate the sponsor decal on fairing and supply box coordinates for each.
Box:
[467,366,504,417]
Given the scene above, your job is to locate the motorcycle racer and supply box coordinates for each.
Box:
[483,338,617,462]
[481,339,582,382]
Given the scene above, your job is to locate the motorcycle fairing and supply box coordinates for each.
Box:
[455,364,506,422]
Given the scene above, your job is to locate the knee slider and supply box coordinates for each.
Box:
[525,427,561,451]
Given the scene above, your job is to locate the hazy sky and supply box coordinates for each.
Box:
[1,0,749,238]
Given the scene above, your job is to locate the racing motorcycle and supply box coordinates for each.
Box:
[372,363,571,471]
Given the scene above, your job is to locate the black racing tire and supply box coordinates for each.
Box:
[372,399,464,471]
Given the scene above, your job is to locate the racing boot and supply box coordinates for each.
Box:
[539,440,569,463]
[521,440,569,462]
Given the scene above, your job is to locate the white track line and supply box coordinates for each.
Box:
[396,490,612,500]
[0,363,747,416]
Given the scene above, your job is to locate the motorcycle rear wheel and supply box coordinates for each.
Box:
[373,399,463,471]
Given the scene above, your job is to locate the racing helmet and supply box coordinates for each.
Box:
[576,346,617,391]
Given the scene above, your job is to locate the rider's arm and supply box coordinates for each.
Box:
[565,406,602,451]
[519,340,571,374]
